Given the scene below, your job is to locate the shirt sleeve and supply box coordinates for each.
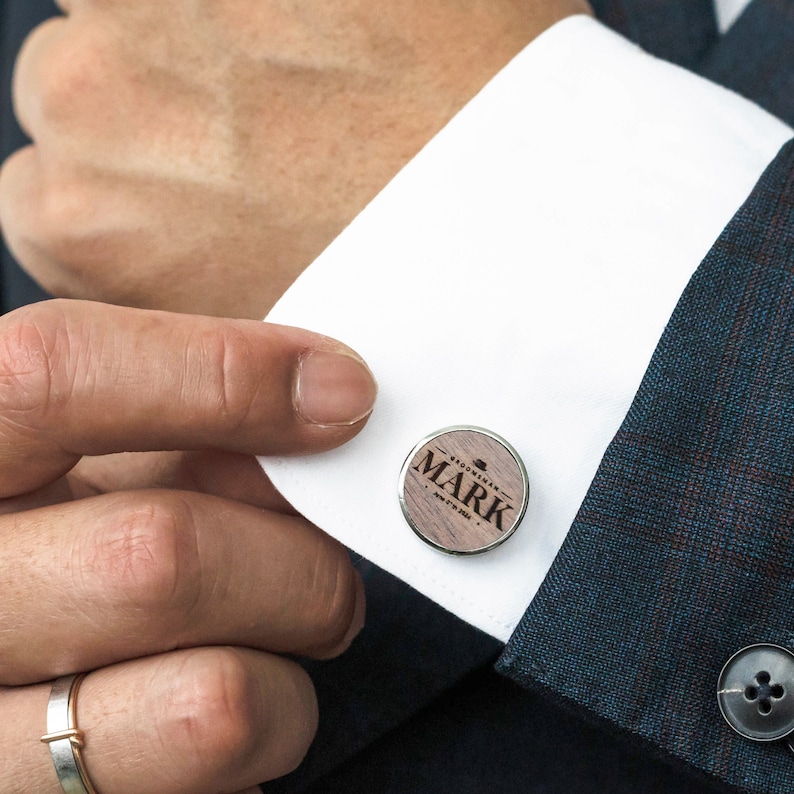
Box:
[259,15,793,642]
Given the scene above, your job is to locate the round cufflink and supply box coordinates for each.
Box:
[717,644,794,743]
[398,426,529,556]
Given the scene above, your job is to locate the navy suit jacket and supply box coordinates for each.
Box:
[2,1,793,792]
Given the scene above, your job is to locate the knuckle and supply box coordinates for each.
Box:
[0,148,33,248]
[0,150,98,285]
[192,324,263,435]
[18,173,130,299]
[35,178,96,267]
[0,301,102,428]
[165,649,267,771]
[83,493,201,617]
[0,304,60,427]
[30,28,107,128]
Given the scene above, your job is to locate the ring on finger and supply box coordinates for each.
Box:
[41,674,99,794]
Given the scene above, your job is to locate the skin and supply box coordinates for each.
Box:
[0,299,377,793]
[0,0,592,319]
[0,0,591,790]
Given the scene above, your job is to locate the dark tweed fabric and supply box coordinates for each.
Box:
[701,0,794,128]
[589,0,718,68]
[499,139,794,793]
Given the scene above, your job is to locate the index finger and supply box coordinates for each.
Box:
[0,300,377,496]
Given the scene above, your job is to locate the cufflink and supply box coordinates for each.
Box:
[717,644,794,755]
[398,426,529,555]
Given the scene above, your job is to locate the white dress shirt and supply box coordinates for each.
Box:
[714,0,753,33]
[260,15,792,641]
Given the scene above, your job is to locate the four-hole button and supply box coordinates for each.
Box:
[718,644,794,742]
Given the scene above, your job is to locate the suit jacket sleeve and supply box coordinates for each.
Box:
[499,137,794,793]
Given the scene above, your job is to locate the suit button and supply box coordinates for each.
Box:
[717,644,794,742]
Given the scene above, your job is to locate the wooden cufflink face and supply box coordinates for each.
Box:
[398,426,529,556]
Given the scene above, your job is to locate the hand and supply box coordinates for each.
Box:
[0,299,377,794]
[0,0,591,319]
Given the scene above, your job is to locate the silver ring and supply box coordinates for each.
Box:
[41,674,98,794]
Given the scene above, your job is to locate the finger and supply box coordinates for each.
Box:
[0,143,208,310]
[0,300,377,497]
[0,451,292,515]
[12,15,113,144]
[11,17,67,140]
[73,450,296,512]
[0,490,365,685]
[0,146,129,311]
[0,146,64,292]
[5,647,318,793]
[0,473,98,514]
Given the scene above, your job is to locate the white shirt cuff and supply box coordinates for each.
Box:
[260,15,792,642]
